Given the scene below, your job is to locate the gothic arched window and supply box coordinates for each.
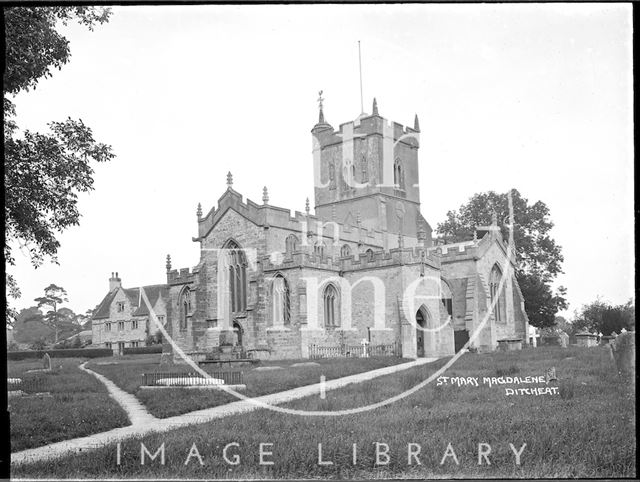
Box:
[285,234,299,255]
[314,242,325,259]
[323,284,339,327]
[224,240,247,312]
[489,264,506,323]
[340,244,351,257]
[394,158,405,190]
[272,274,290,325]
[366,248,374,262]
[179,287,191,331]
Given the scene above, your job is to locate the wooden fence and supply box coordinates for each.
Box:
[308,341,402,359]
[141,371,243,386]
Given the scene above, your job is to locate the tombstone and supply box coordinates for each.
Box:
[42,353,52,371]
[545,366,557,383]
[610,331,635,378]
[576,332,598,347]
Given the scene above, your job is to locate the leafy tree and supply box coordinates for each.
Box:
[573,298,635,336]
[25,284,70,343]
[4,6,114,324]
[437,189,567,328]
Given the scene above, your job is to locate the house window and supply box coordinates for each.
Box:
[132,320,138,330]
[105,323,111,332]
[157,315,165,325]
[106,342,112,350]
[131,341,139,348]
[285,234,299,255]
[272,274,290,326]
[118,321,124,331]
[323,284,339,328]
[116,302,125,312]
[490,264,507,323]
[180,288,191,331]
[340,244,351,257]
[225,240,247,312]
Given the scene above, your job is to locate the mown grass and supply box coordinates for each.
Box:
[13,346,635,478]
[8,358,130,452]
[86,355,407,418]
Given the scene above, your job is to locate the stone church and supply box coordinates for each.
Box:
[93,98,529,359]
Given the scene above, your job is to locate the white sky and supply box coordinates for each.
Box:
[8,4,634,319]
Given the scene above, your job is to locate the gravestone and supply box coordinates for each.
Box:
[610,331,635,378]
[545,366,557,383]
[42,353,52,371]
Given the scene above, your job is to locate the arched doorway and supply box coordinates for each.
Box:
[232,321,243,347]
[416,306,428,357]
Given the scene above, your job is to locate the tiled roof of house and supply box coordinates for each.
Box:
[91,284,168,320]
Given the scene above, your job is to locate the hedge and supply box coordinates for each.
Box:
[122,345,163,355]
[7,348,113,361]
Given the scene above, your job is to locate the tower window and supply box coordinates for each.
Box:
[285,234,299,255]
[340,244,351,257]
[329,162,336,190]
[361,156,369,184]
[394,158,405,190]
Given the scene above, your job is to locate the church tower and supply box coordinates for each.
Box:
[311,96,432,246]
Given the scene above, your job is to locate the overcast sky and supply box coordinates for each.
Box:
[8,3,633,319]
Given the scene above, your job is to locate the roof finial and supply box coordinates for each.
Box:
[196,203,202,218]
[372,97,378,116]
[414,114,420,132]
[331,204,336,221]
[226,171,233,188]
[317,90,325,124]
[491,210,498,226]
[305,197,310,215]
[262,186,269,204]
[166,254,172,272]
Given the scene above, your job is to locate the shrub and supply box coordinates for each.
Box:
[123,345,163,355]
[7,348,112,361]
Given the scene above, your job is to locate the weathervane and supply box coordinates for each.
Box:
[317,90,324,111]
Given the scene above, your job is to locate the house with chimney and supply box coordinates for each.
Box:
[91,272,169,354]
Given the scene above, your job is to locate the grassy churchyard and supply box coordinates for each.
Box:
[85,355,407,418]
[12,345,636,478]
[8,357,129,452]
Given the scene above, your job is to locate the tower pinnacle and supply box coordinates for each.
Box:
[226,171,233,188]
[372,97,378,116]
[414,114,420,132]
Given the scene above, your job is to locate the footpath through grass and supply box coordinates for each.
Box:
[13,346,636,478]
[86,354,407,418]
[8,358,130,452]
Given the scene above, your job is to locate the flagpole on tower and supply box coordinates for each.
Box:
[358,40,364,114]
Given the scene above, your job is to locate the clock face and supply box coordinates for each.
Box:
[395,201,406,219]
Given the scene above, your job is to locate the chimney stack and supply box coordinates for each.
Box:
[109,272,122,292]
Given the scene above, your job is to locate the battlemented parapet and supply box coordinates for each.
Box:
[261,245,440,273]
[167,266,198,285]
